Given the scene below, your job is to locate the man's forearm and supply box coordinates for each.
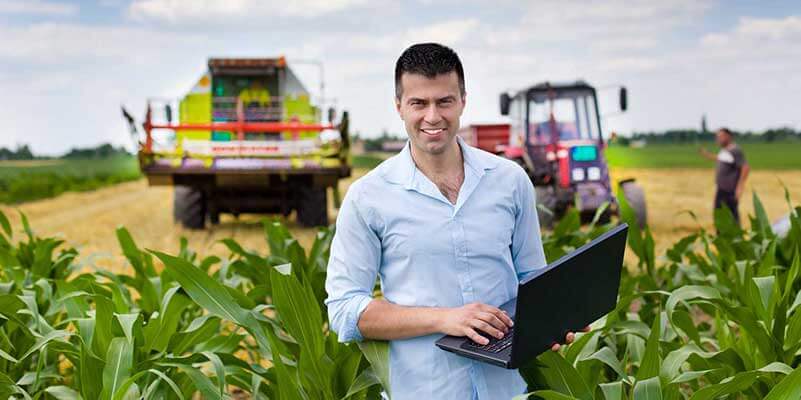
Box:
[357,299,444,340]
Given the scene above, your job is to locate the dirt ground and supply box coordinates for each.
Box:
[1,167,798,273]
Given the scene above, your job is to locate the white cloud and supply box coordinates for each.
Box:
[128,0,369,22]
[0,0,77,16]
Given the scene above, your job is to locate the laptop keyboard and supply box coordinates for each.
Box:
[462,327,514,353]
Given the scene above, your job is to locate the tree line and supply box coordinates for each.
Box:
[0,143,131,161]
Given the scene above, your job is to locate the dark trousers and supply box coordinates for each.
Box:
[714,189,740,226]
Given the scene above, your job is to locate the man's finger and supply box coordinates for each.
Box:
[565,332,575,344]
[498,310,514,327]
[478,304,514,327]
[477,312,508,333]
[465,328,489,345]
[472,319,504,339]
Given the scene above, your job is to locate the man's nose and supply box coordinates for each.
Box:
[423,103,442,125]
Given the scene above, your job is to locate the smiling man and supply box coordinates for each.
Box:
[325,43,574,399]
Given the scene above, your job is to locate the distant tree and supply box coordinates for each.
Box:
[0,144,35,160]
[61,143,131,159]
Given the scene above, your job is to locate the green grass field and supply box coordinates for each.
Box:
[605,141,801,169]
[0,156,141,204]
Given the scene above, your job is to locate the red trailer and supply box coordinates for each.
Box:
[457,123,510,154]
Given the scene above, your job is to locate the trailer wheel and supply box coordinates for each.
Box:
[297,186,328,227]
[620,179,647,229]
[174,186,206,229]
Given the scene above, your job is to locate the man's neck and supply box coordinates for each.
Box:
[410,140,463,178]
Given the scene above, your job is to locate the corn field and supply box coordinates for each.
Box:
[0,185,799,399]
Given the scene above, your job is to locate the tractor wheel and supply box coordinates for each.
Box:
[620,180,647,229]
[297,186,328,227]
[173,186,206,229]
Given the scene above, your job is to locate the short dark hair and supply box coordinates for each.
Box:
[718,127,733,136]
[394,43,465,99]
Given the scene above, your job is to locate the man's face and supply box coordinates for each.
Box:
[395,72,465,156]
[716,130,731,147]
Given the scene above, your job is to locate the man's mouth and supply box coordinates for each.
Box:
[421,128,445,136]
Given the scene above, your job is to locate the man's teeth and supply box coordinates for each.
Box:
[422,129,444,134]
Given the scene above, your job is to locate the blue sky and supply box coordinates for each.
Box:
[1,0,800,155]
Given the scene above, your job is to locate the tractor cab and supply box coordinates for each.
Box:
[500,81,639,226]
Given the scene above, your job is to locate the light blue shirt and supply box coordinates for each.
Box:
[325,137,547,400]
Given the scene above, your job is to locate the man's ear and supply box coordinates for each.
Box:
[394,96,402,116]
[460,92,467,115]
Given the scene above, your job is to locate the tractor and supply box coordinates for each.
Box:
[499,81,646,228]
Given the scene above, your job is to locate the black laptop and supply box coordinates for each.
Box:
[435,223,628,369]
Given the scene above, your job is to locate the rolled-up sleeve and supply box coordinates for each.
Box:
[511,167,547,282]
[324,182,381,342]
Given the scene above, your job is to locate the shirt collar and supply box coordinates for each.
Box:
[381,135,499,188]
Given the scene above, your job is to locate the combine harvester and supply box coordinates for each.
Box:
[460,81,647,228]
[123,57,350,228]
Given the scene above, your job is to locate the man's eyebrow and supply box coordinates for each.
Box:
[406,97,427,103]
[437,95,456,102]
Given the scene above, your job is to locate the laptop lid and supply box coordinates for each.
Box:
[509,223,628,368]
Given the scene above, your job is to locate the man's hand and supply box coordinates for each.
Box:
[735,184,744,201]
[550,326,591,352]
[438,302,513,345]
[698,146,716,161]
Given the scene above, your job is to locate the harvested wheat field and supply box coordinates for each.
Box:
[1,167,798,273]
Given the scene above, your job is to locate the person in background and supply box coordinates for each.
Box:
[699,127,750,225]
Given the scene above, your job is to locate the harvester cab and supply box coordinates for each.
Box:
[500,81,646,228]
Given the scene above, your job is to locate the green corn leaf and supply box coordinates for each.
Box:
[535,351,593,400]
[579,347,626,379]
[143,286,191,354]
[632,376,662,400]
[45,385,83,400]
[19,329,72,361]
[358,340,391,398]
[670,309,700,345]
[114,313,141,345]
[515,390,580,400]
[0,210,11,238]
[341,367,380,400]
[752,192,772,239]
[79,342,104,400]
[152,250,271,355]
[201,351,227,398]
[115,227,156,278]
[564,330,599,365]
[764,366,801,400]
[599,381,624,400]
[92,294,116,359]
[670,369,718,385]
[169,315,221,355]
[636,313,661,381]
[101,337,133,400]
[270,263,324,357]
[265,326,304,400]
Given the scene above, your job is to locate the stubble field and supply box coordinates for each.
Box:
[1,165,799,274]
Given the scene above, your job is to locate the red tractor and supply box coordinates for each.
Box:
[498,81,646,227]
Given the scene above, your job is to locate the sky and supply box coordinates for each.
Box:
[1,0,800,155]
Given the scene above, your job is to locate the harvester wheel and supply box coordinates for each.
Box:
[297,186,328,227]
[620,179,647,229]
[174,186,206,229]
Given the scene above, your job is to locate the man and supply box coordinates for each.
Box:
[699,127,750,225]
[325,43,577,399]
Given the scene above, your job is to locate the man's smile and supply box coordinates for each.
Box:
[421,128,446,136]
